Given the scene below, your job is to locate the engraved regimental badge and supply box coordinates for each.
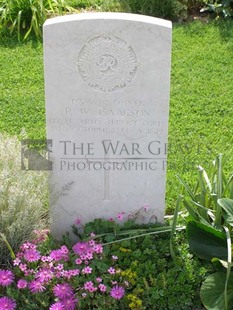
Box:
[77,35,137,92]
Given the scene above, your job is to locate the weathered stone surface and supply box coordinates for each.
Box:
[43,13,172,238]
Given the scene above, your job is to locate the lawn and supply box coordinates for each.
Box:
[0,19,233,213]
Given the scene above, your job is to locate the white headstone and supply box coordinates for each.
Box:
[43,13,172,238]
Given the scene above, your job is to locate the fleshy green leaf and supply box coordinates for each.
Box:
[186,221,227,260]
[200,272,233,310]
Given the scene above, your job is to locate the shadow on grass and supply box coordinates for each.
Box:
[174,18,233,42]
[0,30,42,49]
[214,19,233,42]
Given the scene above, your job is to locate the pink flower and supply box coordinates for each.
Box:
[69,269,80,276]
[19,263,27,272]
[49,302,64,310]
[20,242,36,251]
[55,264,64,271]
[36,269,53,283]
[24,249,41,262]
[82,266,92,274]
[110,285,125,300]
[75,258,82,265]
[72,242,91,255]
[41,256,49,262]
[117,212,124,221]
[84,281,94,290]
[74,218,81,225]
[85,252,93,260]
[80,254,87,261]
[99,284,107,292]
[108,217,114,222]
[61,270,68,279]
[112,255,118,260]
[61,296,78,310]
[0,270,14,287]
[108,267,115,274]
[96,277,102,283]
[53,283,74,299]
[0,297,16,310]
[24,269,34,276]
[60,246,69,254]
[16,252,24,259]
[94,244,103,254]
[50,249,68,261]
[61,270,79,279]
[17,279,27,289]
[88,286,97,292]
[28,280,46,293]
[55,271,62,278]
[89,240,95,247]
[13,258,21,266]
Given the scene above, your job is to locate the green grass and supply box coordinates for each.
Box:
[166,20,233,212]
[0,39,45,139]
[0,20,233,213]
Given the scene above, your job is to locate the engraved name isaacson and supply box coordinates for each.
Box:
[79,107,150,117]
[47,97,164,135]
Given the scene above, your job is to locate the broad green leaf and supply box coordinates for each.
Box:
[223,226,232,309]
[200,272,233,310]
[218,198,233,227]
[187,221,227,260]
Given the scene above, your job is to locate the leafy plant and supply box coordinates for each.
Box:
[200,271,233,310]
[173,154,233,309]
[73,213,214,309]
[0,0,75,40]
[73,207,185,247]
[0,134,48,266]
[0,225,214,309]
[107,228,215,309]
[175,154,233,256]
[200,0,233,18]
[100,0,187,21]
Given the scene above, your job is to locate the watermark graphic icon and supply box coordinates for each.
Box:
[21,139,53,171]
